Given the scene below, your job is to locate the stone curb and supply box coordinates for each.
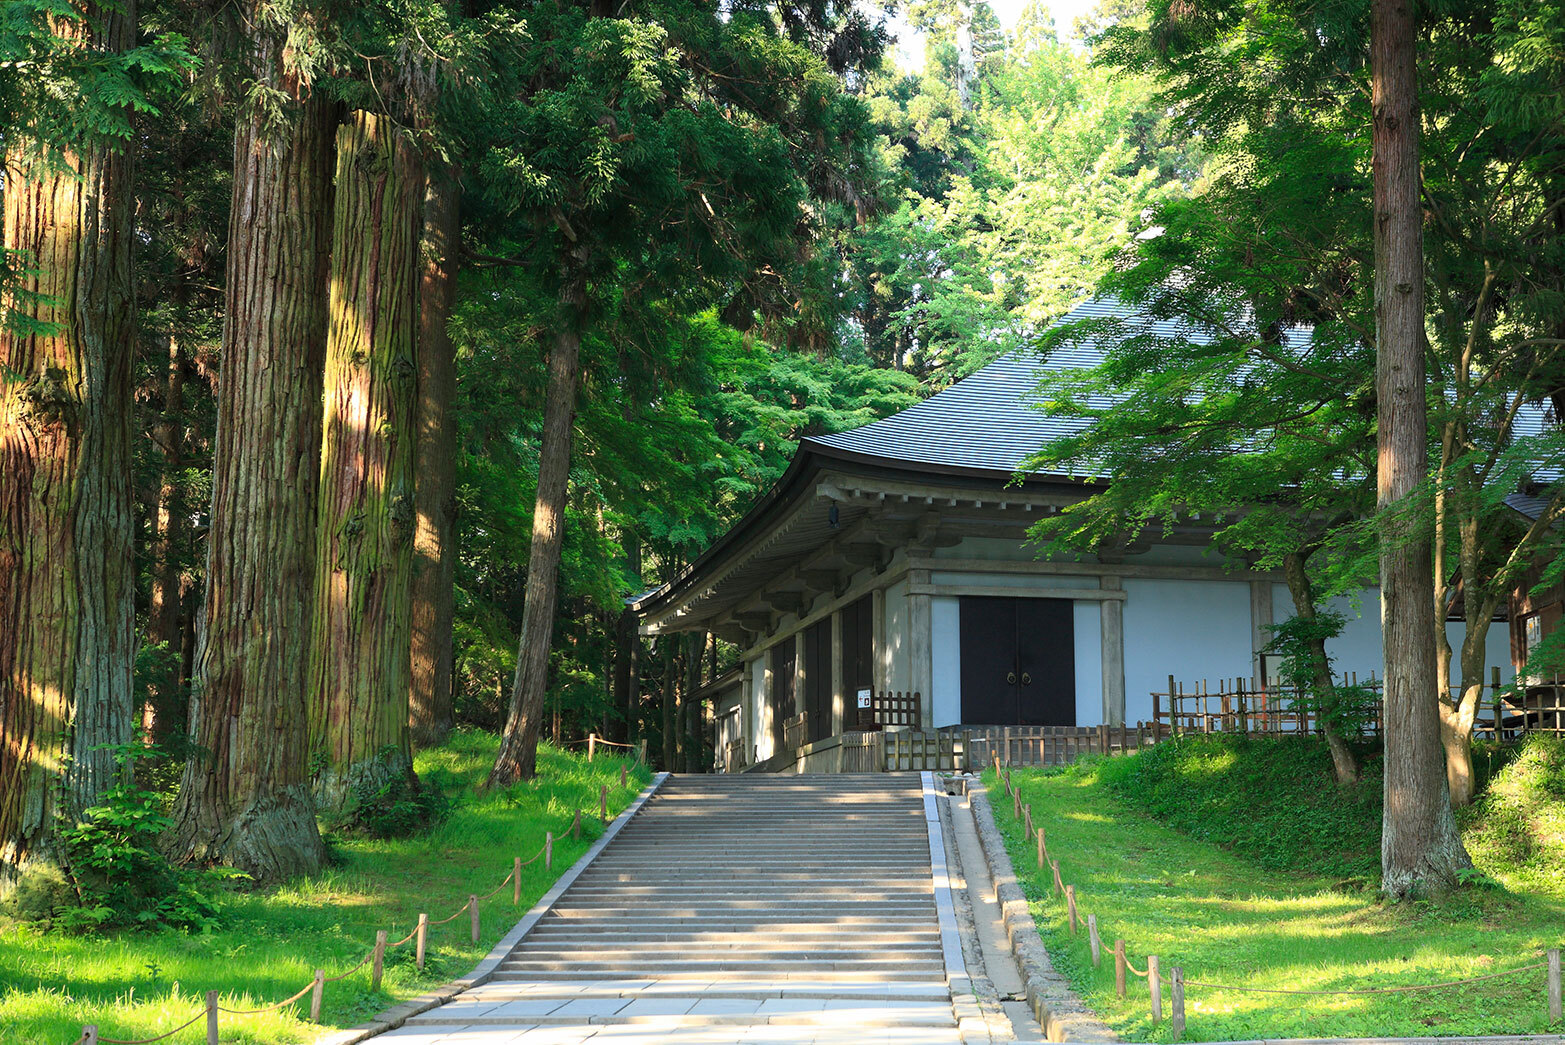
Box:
[969,783,1117,1044]
[312,771,670,1045]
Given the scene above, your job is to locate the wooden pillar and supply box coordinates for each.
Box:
[872,587,888,696]
[908,570,933,729]
[1100,576,1125,726]
[831,609,845,734]
[760,653,775,761]
[740,659,755,767]
[794,625,808,721]
[1250,579,1274,680]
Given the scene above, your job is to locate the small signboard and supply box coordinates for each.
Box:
[856,688,873,709]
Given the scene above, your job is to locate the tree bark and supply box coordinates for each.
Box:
[488,274,587,786]
[661,641,678,772]
[1371,0,1470,899]
[169,40,335,880]
[0,2,138,891]
[1280,553,1360,784]
[308,111,424,813]
[409,160,461,750]
[145,333,187,741]
[614,534,641,743]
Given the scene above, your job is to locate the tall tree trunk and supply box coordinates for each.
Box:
[145,333,187,741]
[661,642,678,771]
[0,2,138,891]
[409,159,461,750]
[489,274,587,786]
[1371,0,1469,898]
[1281,553,1360,784]
[308,111,424,813]
[614,534,641,743]
[169,43,336,880]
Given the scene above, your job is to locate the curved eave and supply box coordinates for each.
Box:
[629,439,1099,619]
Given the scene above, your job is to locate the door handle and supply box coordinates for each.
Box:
[1007,672,1017,685]
[1021,672,1032,685]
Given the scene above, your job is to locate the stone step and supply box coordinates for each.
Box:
[409,1005,958,1028]
[455,982,954,1002]
[488,968,944,983]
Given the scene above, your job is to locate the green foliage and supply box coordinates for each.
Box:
[1462,735,1565,899]
[1095,734,1383,880]
[0,733,648,1043]
[1262,613,1379,736]
[47,744,229,934]
[340,767,451,840]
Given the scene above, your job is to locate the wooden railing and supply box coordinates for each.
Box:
[723,737,748,773]
[857,690,922,730]
[972,724,1157,768]
[783,712,808,753]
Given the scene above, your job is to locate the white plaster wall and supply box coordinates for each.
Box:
[1122,578,1253,724]
[884,578,911,693]
[1073,601,1103,726]
[932,597,961,726]
[1269,585,1514,685]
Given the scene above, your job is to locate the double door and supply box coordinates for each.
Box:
[959,596,1075,726]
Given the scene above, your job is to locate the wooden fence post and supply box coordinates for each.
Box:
[205,990,219,1045]
[1148,955,1162,1024]
[469,894,480,944]
[621,763,628,788]
[514,856,522,903]
[1036,826,1045,869]
[1066,885,1078,934]
[1087,914,1101,967]
[416,914,428,970]
[600,784,608,822]
[572,808,581,838]
[310,970,325,1022]
[1549,948,1562,1023]
[546,831,553,870]
[1024,804,1033,839]
[1013,785,1022,821]
[371,929,387,992]
[588,733,596,761]
[79,1026,98,1045]
[1051,859,1063,896]
[1171,966,1185,1039]
[637,738,647,763]
[1114,940,1126,997]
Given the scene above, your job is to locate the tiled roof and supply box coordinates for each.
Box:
[807,297,1559,481]
[803,299,1135,476]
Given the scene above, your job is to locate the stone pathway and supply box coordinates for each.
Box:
[375,774,968,1045]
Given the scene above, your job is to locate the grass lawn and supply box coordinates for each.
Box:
[1,730,651,1045]
[985,739,1565,1043]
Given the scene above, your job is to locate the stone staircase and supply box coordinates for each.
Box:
[389,774,961,1043]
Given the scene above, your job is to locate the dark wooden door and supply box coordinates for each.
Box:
[770,637,796,751]
[802,618,832,741]
[960,597,1075,725]
[1017,598,1075,725]
[959,597,1017,724]
[841,594,873,724]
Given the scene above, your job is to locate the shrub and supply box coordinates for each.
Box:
[344,771,450,839]
[7,743,236,934]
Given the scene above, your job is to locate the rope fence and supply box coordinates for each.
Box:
[69,792,621,1045]
[993,754,1565,1040]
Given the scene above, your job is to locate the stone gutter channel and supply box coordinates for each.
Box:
[314,771,671,1045]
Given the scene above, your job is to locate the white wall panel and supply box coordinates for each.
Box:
[932,597,961,726]
[1073,601,1103,726]
[1122,578,1252,724]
